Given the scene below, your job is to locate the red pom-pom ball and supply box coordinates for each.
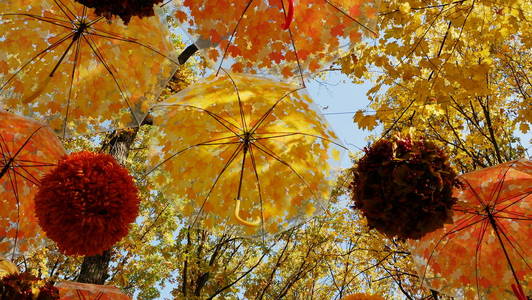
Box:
[35,151,140,256]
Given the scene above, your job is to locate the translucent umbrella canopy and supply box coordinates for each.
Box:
[57,281,132,300]
[175,0,378,83]
[0,111,66,259]
[0,0,178,136]
[409,159,531,299]
[147,73,344,236]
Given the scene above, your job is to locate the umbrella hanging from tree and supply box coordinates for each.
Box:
[174,0,378,84]
[0,0,178,137]
[146,73,344,236]
[0,110,66,259]
[408,159,531,299]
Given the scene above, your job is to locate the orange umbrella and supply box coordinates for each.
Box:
[57,281,131,300]
[0,111,66,259]
[0,0,177,137]
[409,159,531,299]
[175,0,378,84]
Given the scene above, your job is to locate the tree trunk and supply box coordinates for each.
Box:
[77,250,112,284]
[76,119,148,284]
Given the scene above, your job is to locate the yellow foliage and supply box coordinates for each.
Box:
[340,0,530,171]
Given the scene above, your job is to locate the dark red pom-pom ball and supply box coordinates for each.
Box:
[74,0,164,24]
[35,151,140,256]
[350,137,461,240]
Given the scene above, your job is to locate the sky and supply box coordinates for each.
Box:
[306,73,375,161]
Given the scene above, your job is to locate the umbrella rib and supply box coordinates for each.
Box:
[85,30,180,66]
[8,158,55,165]
[493,216,531,221]
[12,160,48,184]
[252,140,321,203]
[215,0,256,76]
[445,214,487,236]
[200,111,241,135]
[5,167,21,259]
[249,87,305,133]
[462,178,490,209]
[488,162,513,207]
[190,143,245,229]
[62,32,83,137]
[221,70,247,132]
[493,192,531,216]
[496,207,531,219]
[0,13,73,30]
[49,34,78,78]
[236,147,247,200]
[0,135,14,168]
[248,146,266,240]
[494,218,532,271]
[11,167,40,186]
[255,131,347,149]
[486,213,528,294]
[279,0,305,87]
[0,135,13,178]
[85,16,105,28]
[202,141,242,146]
[1,127,45,176]
[144,135,239,176]
[323,0,378,36]
[0,32,75,92]
[81,34,141,126]
[163,104,242,135]
[53,0,76,23]
[82,3,87,20]
[473,220,490,300]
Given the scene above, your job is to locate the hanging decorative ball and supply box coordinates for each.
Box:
[350,137,461,240]
[341,293,386,300]
[35,151,140,256]
[74,0,164,24]
[0,272,59,300]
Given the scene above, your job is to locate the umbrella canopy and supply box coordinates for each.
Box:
[408,159,531,299]
[0,256,18,278]
[57,281,131,300]
[0,111,66,259]
[175,0,377,83]
[0,0,177,137]
[147,73,343,236]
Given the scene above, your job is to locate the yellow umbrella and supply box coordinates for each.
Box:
[147,73,343,236]
[0,256,18,278]
[0,0,177,136]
